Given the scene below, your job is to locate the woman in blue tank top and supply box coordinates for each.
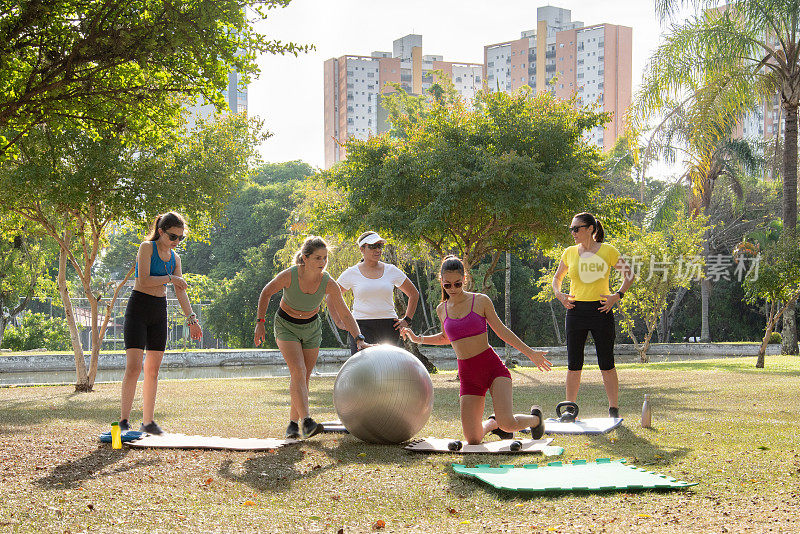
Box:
[120,212,203,435]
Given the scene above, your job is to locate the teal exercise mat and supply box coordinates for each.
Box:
[406,437,563,456]
[521,417,623,435]
[99,430,144,443]
[452,458,698,493]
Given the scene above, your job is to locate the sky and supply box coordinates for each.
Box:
[249,0,695,172]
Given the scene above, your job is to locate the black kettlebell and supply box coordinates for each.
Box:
[509,440,522,452]
[556,401,579,422]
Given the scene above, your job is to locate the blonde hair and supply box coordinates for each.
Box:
[294,236,328,265]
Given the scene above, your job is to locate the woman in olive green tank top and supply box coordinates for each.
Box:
[254,236,370,439]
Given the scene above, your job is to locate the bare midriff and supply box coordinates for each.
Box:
[451,332,491,360]
[279,300,320,319]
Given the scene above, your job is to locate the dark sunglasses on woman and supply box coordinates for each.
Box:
[366,243,383,250]
[442,281,463,289]
[166,232,185,242]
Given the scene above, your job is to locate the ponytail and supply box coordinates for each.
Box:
[294,235,328,265]
[574,212,604,243]
[146,212,186,241]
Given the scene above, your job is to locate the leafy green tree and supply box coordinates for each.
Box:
[614,215,709,362]
[644,0,800,353]
[0,114,261,391]
[317,87,610,290]
[743,235,800,367]
[2,312,71,351]
[0,0,309,156]
[0,215,56,347]
[180,161,312,279]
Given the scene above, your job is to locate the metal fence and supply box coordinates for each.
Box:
[19,290,226,351]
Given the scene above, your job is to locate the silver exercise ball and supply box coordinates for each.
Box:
[334,345,434,444]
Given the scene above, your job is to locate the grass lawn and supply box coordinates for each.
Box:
[1,356,798,533]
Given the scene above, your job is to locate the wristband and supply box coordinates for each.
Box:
[616,290,625,299]
[402,316,412,324]
[256,317,266,323]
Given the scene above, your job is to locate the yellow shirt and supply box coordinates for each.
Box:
[560,243,620,301]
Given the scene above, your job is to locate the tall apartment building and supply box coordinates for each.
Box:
[484,6,632,150]
[186,69,248,129]
[324,35,483,168]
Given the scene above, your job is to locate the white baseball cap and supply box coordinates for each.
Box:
[358,232,386,247]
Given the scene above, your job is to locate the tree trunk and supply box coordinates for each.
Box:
[504,252,516,368]
[403,338,437,374]
[548,300,563,345]
[323,310,347,348]
[700,232,712,342]
[662,286,687,343]
[757,301,778,369]
[700,277,712,342]
[0,316,6,349]
[781,103,798,353]
[58,245,89,391]
[415,264,432,331]
[781,301,798,355]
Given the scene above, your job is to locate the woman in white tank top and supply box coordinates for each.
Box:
[332,231,420,354]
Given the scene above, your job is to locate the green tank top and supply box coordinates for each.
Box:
[282,265,330,311]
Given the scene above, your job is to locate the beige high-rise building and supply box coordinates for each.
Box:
[324,35,482,168]
[484,6,632,151]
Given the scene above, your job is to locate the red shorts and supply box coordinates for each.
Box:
[457,347,512,396]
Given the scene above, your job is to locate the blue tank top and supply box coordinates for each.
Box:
[135,242,176,284]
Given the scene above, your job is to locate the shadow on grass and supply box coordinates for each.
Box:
[35,447,160,490]
[217,435,427,494]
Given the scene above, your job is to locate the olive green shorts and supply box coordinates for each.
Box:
[274,312,322,349]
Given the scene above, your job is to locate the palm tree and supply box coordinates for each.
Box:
[636,0,799,352]
[632,81,762,341]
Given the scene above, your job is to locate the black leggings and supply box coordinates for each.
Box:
[565,301,616,371]
[124,290,168,351]
[348,318,401,355]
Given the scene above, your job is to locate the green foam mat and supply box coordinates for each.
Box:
[452,459,698,493]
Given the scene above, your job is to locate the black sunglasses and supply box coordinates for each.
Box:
[366,243,384,250]
[442,281,463,289]
[569,224,590,233]
[166,231,185,242]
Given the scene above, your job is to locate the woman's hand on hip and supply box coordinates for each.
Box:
[598,293,621,312]
[393,317,410,330]
[555,291,575,309]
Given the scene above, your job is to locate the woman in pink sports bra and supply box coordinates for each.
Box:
[401,256,552,445]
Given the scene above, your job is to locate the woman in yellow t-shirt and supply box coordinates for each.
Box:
[552,212,634,420]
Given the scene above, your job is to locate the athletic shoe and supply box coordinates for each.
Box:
[301,417,324,439]
[285,421,301,439]
[530,406,545,440]
[119,419,129,432]
[139,421,164,435]
[609,407,620,419]
[487,414,513,440]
